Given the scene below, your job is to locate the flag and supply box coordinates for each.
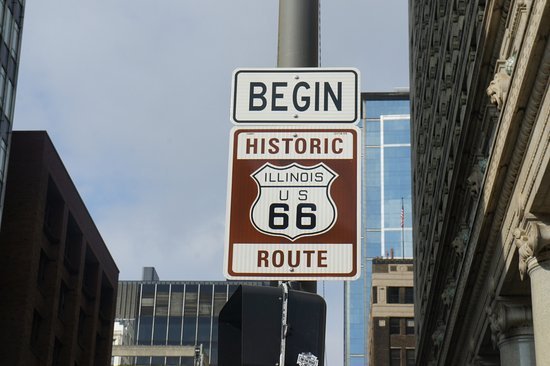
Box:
[400,198,404,228]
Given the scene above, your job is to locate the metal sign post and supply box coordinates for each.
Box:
[221,2,361,364]
[278,0,319,294]
[279,282,289,366]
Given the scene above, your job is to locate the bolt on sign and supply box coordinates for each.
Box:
[224,125,361,280]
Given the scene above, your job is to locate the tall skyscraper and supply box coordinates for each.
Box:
[113,268,273,366]
[409,0,549,364]
[0,0,25,227]
[344,92,412,366]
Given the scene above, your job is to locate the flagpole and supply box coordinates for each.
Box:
[401,197,405,259]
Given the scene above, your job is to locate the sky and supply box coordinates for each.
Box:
[14,1,409,364]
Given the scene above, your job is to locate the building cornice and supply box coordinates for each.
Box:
[442,0,549,364]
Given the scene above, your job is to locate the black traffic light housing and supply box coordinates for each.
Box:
[218,285,326,366]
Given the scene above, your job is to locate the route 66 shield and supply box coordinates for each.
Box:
[250,162,338,241]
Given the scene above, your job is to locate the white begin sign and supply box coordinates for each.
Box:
[231,68,359,124]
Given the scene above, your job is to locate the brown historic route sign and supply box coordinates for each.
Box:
[224,125,360,280]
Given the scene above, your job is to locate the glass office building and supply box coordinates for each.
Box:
[114,270,271,366]
[344,92,412,366]
[0,0,25,227]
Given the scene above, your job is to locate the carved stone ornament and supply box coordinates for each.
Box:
[432,323,446,347]
[441,279,456,306]
[451,236,466,256]
[477,157,488,173]
[514,221,550,280]
[505,54,517,76]
[451,225,470,256]
[486,300,533,347]
[466,163,485,197]
[515,194,526,223]
[486,68,511,110]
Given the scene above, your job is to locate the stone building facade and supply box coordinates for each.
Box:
[368,258,415,366]
[409,0,549,364]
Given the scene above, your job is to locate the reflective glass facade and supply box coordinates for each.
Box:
[114,280,271,366]
[0,0,24,228]
[344,93,412,366]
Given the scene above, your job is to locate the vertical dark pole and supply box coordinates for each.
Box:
[278,0,319,68]
[278,0,319,293]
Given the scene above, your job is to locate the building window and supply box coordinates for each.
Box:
[2,8,11,45]
[389,317,401,335]
[197,284,213,352]
[30,310,42,350]
[153,284,169,345]
[4,75,13,118]
[390,349,401,366]
[151,356,164,366]
[155,285,170,316]
[94,334,104,361]
[140,284,155,315]
[349,358,364,366]
[387,287,400,303]
[388,286,414,304]
[82,247,99,299]
[198,284,213,317]
[138,316,153,346]
[37,249,49,287]
[64,214,82,273]
[0,138,6,181]
[0,1,4,33]
[404,287,414,304]
[136,357,150,366]
[43,178,65,243]
[406,349,415,366]
[183,284,198,345]
[77,309,87,347]
[181,357,194,366]
[99,276,114,323]
[384,118,411,145]
[0,66,5,107]
[58,282,69,321]
[168,284,184,345]
[52,338,62,366]
[166,357,179,366]
[406,318,415,335]
[372,286,378,304]
[138,284,155,345]
[213,285,227,316]
[10,22,18,57]
[153,316,168,346]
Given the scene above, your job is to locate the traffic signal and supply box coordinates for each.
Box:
[285,289,326,365]
[218,285,282,365]
[218,285,326,366]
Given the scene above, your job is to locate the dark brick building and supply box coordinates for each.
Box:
[0,131,119,365]
[368,258,415,366]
